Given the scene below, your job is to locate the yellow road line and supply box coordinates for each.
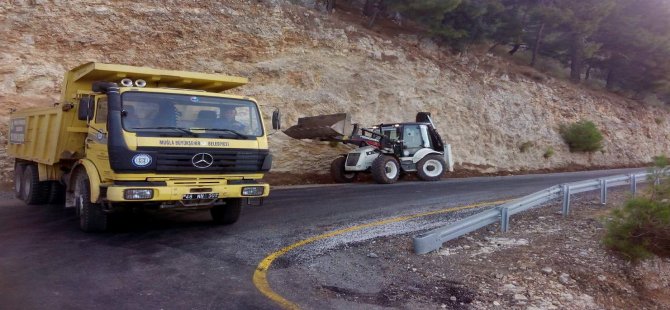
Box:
[252,199,510,310]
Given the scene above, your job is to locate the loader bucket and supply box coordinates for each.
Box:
[283,113,354,141]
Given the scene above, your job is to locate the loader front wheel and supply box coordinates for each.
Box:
[330,156,357,183]
[211,198,242,225]
[371,155,400,184]
[21,164,50,205]
[417,155,446,181]
[73,171,107,232]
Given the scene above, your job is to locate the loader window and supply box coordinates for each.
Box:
[379,127,399,141]
[120,92,264,137]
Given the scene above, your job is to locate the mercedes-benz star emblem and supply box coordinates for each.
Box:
[192,153,214,168]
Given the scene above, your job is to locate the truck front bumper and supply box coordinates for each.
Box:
[105,183,270,203]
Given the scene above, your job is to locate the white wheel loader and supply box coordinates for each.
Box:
[284,112,454,184]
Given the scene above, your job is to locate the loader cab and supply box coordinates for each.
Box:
[375,123,441,157]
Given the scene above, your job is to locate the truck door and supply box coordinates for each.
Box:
[86,97,111,177]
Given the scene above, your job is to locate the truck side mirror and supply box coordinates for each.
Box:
[272,110,281,130]
[77,96,94,121]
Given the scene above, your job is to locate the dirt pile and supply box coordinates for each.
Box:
[1,1,669,181]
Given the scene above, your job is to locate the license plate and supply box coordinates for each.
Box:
[182,193,219,200]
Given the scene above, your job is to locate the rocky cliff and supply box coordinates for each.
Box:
[1,1,668,182]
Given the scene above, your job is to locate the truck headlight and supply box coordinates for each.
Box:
[241,186,264,196]
[124,189,154,200]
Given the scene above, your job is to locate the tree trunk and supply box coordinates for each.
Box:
[605,68,614,90]
[367,6,380,28]
[585,65,592,80]
[570,33,584,83]
[488,42,501,53]
[530,22,545,67]
[326,0,335,13]
[508,44,521,55]
[363,0,376,16]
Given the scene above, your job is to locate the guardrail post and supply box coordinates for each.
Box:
[500,207,509,232]
[600,179,608,205]
[631,174,637,196]
[562,184,571,217]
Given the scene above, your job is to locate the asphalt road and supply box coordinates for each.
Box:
[0,168,644,309]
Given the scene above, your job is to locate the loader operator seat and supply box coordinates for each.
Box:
[196,110,218,128]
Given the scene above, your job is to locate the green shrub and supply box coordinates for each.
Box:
[603,155,670,261]
[559,120,604,153]
[543,147,554,159]
[519,141,534,153]
[603,197,670,261]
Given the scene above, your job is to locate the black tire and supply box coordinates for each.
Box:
[416,154,446,181]
[330,156,357,183]
[73,171,107,232]
[21,165,50,205]
[48,181,66,204]
[211,198,242,225]
[371,155,400,184]
[14,162,24,199]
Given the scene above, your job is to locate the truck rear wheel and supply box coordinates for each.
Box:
[330,156,357,183]
[21,165,50,205]
[371,155,400,184]
[211,198,242,225]
[14,163,24,199]
[73,171,107,232]
[417,154,446,181]
[48,181,66,204]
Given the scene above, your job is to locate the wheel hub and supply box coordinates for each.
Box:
[423,159,443,177]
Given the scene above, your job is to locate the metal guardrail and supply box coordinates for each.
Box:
[413,170,663,254]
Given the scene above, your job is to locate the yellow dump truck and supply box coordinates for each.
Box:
[8,63,280,232]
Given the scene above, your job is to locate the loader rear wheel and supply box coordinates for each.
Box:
[330,156,357,183]
[211,198,242,225]
[371,155,400,184]
[417,155,446,181]
[73,171,107,232]
[14,163,24,199]
[21,165,50,205]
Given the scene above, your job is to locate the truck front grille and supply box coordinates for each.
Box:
[138,147,268,174]
[346,153,361,166]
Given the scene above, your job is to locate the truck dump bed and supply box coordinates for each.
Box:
[8,106,84,165]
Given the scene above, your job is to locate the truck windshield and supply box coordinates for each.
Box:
[120,92,264,137]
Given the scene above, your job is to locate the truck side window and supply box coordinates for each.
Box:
[95,98,108,124]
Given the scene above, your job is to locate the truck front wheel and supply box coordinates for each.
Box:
[211,198,242,225]
[330,156,357,183]
[73,171,107,232]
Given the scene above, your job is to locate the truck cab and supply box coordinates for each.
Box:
[9,63,280,232]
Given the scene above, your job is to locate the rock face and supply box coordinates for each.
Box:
[1,1,669,180]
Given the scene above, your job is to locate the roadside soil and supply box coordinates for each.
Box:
[277,188,670,309]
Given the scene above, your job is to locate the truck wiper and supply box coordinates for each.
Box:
[132,127,199,137]
[191,128,248,139]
